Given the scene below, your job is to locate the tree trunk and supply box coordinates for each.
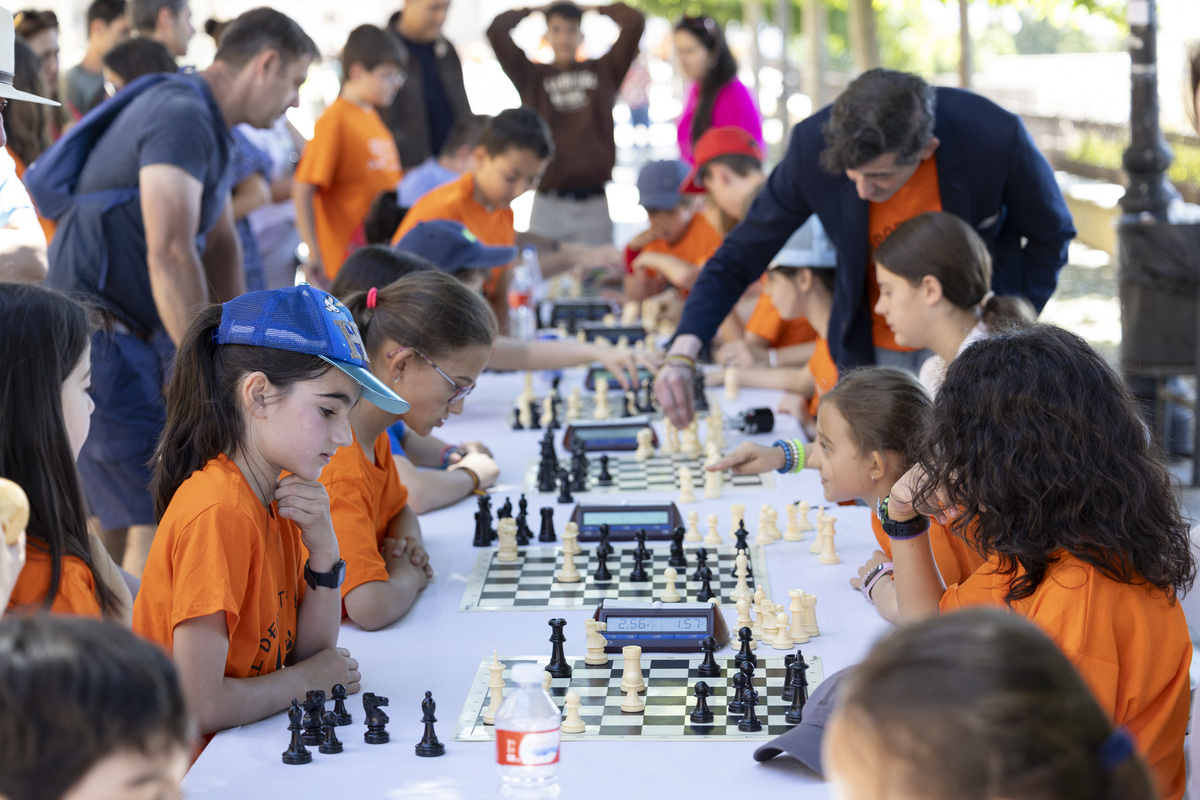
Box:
[958,0,972,89]
[804,0,827,107]
[745,0,762,92]
[847,0,880,72]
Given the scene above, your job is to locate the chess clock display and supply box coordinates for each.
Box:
[547,299,615,332]
[595,600,729,653]
[562,418,656,451]
[584,365,655,391]
[569,502,681,541]
[577,321,647,345]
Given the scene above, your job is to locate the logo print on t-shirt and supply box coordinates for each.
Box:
[543,71,598,113]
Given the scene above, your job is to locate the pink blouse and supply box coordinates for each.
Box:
[676,78,764,164]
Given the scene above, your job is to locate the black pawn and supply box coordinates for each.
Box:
[629,548,649,582]
[691,547,709,582]
[597,524,612,558]
[363,693,390,744]
[512,406,524,430]
[414,691,446,757]
[734,520,749,552]
[529,400,541,430]
[546,618,573,678]
[784,653,810,725]
[668,526,687,568]
[539,506,557,542]
[597,455,613,485]
[739,658,756,687]
[697,635,721,677]
[282,699,312,765]
[694,566,715,602]
[516,495,532,545]
[556,468,573,504]
[727,672,747,715]
[689,681,714,725]
[734,626,758,667]
[472,510,490,547]
[634,529,650,562]
[593,547,612,581]
[693,370,709,411]
[738,688,762,732]
[782,654,796,703]
[318,711,344,754]
[621,391,633,417]
[301,690,325,746]
[331,684,352,726]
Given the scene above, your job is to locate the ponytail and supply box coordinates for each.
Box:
[151,306,332,520]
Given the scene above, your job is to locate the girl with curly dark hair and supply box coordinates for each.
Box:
[884,323,1195,800]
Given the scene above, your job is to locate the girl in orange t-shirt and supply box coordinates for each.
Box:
[885,325,1196,800]
[0,284,130,622]
[325,271,497,631]
[132,285,410,736]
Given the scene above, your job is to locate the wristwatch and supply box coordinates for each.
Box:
[304,558,346,590]
[877,495,931,540]
[860,561,895,603]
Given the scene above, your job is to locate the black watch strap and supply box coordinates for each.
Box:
[304,559,346,590]
[877,496,931,540]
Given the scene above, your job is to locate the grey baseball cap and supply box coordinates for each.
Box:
[768,217,837,269]
[637,160,691,210]
[752,666,849,776]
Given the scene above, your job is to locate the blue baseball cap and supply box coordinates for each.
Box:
[637,160,691,210]
[395,220,516,273]
[215,285,410,415]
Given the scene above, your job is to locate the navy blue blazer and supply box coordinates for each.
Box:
[676,87,1076,369]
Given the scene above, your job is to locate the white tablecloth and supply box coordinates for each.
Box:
[182,369,891,799]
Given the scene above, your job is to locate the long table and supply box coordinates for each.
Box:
[181,369,891,799]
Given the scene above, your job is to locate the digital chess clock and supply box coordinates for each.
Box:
[547,299,615,332]
[562,418,656,451]
[570,502,681,541]
[595,600,729,653]
[577,322,647,345]
[584,365,655,391]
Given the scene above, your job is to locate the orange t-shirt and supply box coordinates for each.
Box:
[132,454,305,681]
[295,97,402,279]
[10,149,55,243]
[941,553,1190,800]
[870,515,984,589]
[392,172,515,298]
[807,335,839,417]
[744,293,816,348]
[320,431,410,602]
[637,213,723,296]
[7,544,101,617]
[866,157,942,352]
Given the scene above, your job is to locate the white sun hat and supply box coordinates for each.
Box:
[0,6,58,105]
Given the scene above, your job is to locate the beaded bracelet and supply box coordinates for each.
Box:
[661,354,697,371]
[772,439,795,473]
[791,439,806,473]
[439,444,463,468]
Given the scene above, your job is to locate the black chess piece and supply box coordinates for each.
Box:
[482,495,496,541]
[634,529,650,562]
[691,547,708,582]
[784,652,809,725]
[593,547,612,582]
[537,438,558,493]
[694,566,715,602]
[734,520,749,552]
[597,455,613,485]
[726,672,747,715]
[512,405,524,430]
[498,498,513,519]
[539,506,557,542]
[668,526,687,567]
[629,548,649,582]
[529,400,542,430]
[301,690,325,746]
[414,691,446,757]
[697,635,721,677]
[621,391,633,417]
[693,370,709,412]
[331,683,352,726]
[472,510,490,547]
[738,688,762,732]
[318,711,344,754]
[782,654,796,703]
[570,459,588,493]
[597,524,612,557]
[546,618,573,678]
[638,378,655,413]
[689,681,714,724]
[556,468,573,504]
[516,495,532,545]
[739,657,756,687]
[363,693,390,744]
[735,626,758,667]
[282,699,312,765]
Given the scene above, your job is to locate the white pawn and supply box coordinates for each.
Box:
[818,516,840,564]
[784,503,804,542]
[660,567,681,602]
[771,612,794,650]
[497,518,519,562]
[483,651,505,724]
[735,595,756,649]
[703,469,723,499]
[566,387,581,421]
[634,428,655,461]
[684,510,702,542]
[584,620,609,665]
[703,513,722,545]
[616,335,629,350]
[750,588,766,640]
[730,552,751,601]
[724,366,739,401]
[754,505,773,546]
[811,507,828,554]
[562,690,587,733]
[576,329,588,343]
[767,507,783,541]
[517,395,534,429]
[798,500,814,531]
[789,590,809,644]
[760,601,779,641]
[620,645,645,693]
[593,380,611,420]
[556,546,580,583]
[802,594,820,637]
[543,672,553,693]
[620,685,645,713]
[601,313,616,325]
[662,417,679,453]
[677,466,696,504]
[562,522,581,557]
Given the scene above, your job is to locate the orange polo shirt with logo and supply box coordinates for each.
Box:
[634,213,723,297]
[7,544,101,617]
[866,157,941,351]
[296,97,403,279]
[941,552,1190,800]
[745,293,817,348]
[133,454,305,682]
[319,430,410,604]
[870,515,984,589]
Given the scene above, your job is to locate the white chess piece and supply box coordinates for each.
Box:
[784,503,803,542]
[735,593,754,643]
[703,513,721,545]
[562,690,587,733]
[660,567,681,602]
[789,590,809,644]
[677,466,696,503]
[771,612,795,650]
[663,417,680,453]
[634,428,655,461]
[543,672,553,693]
[760,601,779,641]
[729,503,746,536]
[540,394,555,428]
[562,522,581,557]
[703,469,723,499]
[811,508,828,554]
[684,510,701,542]
[724,367,739,400]
[496,518,519,562]
[730,552,751,601]
[621,300,639,325]
[802,594,820,637]
[584,620,609,665]
[817,516,840,564]
[704,440,721,467]
[566,387,581,421]
[576,329,588,343]
[517,395,533,429]
[680,421,702,456]
[616,335,629,350]
[601,313,617,326]
[619,645,645,693]
[620,685,645,713]
[556,546,580,583]
[754,505,773,546]
[522,371,535,402]
[798,500,814,531]
[593,377,611,419]
[483,651,505,724]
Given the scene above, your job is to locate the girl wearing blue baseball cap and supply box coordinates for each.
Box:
[133,285,409,736]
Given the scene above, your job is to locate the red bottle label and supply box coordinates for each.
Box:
[496,728,561,766]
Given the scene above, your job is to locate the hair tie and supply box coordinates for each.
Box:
[366,287,379,310]
[978,290,995,307]
[1097,727,1135,772]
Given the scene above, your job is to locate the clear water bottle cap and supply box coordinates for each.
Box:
[511,662,546,684]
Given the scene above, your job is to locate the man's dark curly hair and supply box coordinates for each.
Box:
[819,69,936,174]
[912,324,1196,605]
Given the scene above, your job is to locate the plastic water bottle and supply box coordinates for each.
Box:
[496,662,561,798]
[508,260,536,342]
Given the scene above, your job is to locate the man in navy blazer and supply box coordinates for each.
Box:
[655,69,1075,428]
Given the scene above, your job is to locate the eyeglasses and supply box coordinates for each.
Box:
[387,347,475,405]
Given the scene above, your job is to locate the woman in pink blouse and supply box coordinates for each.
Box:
[674,15,764,164]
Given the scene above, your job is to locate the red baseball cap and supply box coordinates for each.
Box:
[680,127,764,194]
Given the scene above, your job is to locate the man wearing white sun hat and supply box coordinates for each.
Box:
[0,5,57,283]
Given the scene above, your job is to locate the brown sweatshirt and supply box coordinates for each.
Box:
[487,3,645,193]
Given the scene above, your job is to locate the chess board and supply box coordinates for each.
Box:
[523,452,776,495]
[453,653,825,742]
[460,544,771,612]
[563,393,664,421]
